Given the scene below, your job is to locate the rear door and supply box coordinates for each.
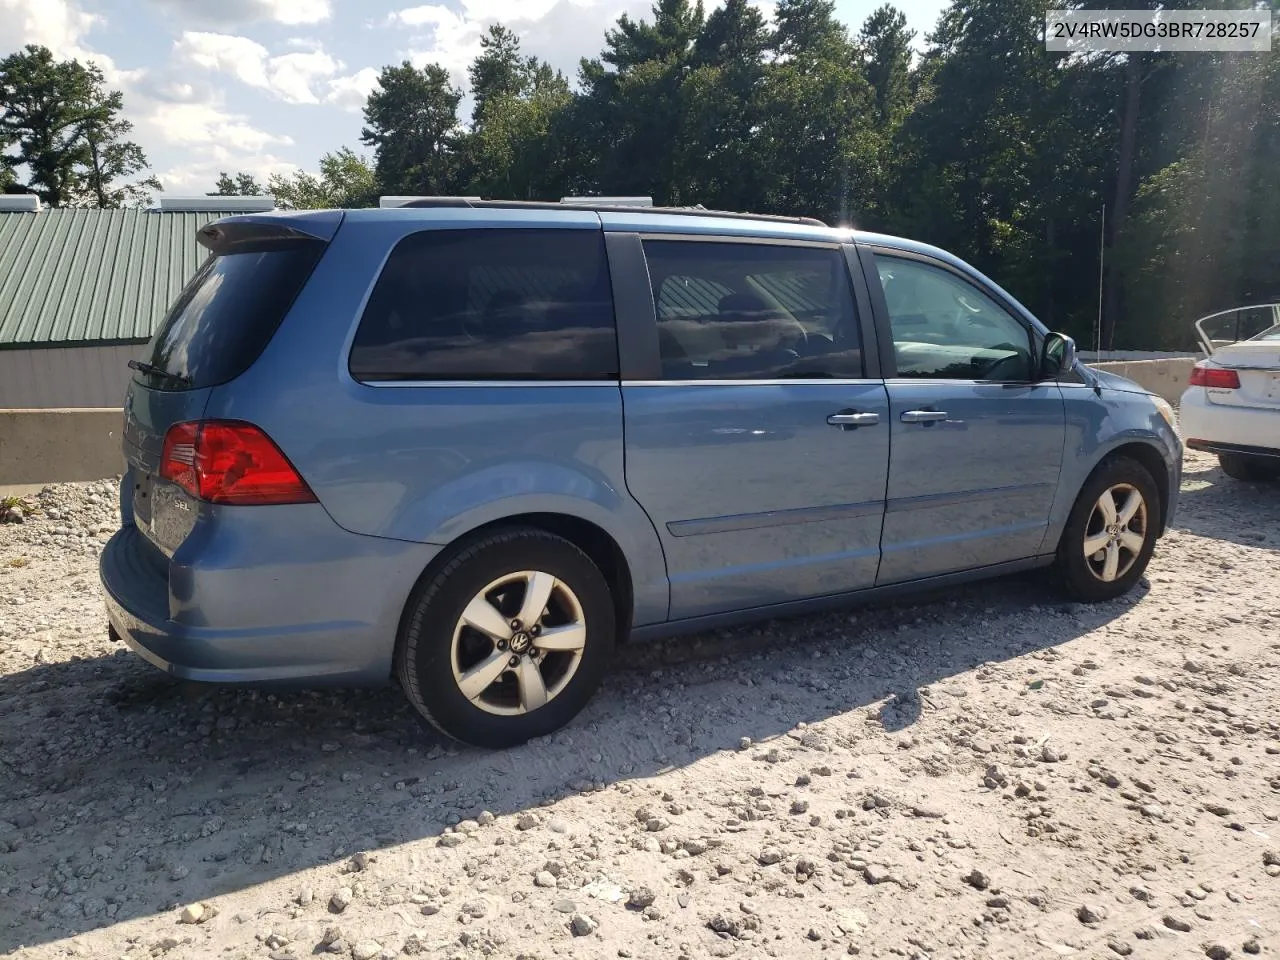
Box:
[862,246,1066,584]
[123,212,339,556]
[616,233,890,620]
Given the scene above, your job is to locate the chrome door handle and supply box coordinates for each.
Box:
[827,412,881,427]
[901,409,948,423]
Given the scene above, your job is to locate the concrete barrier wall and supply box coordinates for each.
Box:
[0,364,1199,487]
[1089,358,1197,404]
[0,409,125,486]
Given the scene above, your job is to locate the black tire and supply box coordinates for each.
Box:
[396,527,616,749]
[1218,452,1280,482]
[1053,456,1160,603]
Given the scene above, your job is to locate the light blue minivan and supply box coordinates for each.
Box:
[101,200,1183,747]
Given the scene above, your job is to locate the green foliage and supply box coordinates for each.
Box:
[211,171,264,196]
[194,0,1280,351]
[464,72,572,200]
[361,61,463,196]
[460,26,573,199]
[860,4,914,126]
[1118,50,1280,348]
[269,149,378,209]
[469,25,533,126]
[83,113,161,208]
[772,0,852,62]
[0,45,158,207]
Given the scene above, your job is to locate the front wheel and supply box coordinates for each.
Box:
[1053,457,1160,603]
[1218,452,1280,482]
[396,528,616,749]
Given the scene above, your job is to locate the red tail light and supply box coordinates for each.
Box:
[160,421,317,505]
[1189,365,1240,389]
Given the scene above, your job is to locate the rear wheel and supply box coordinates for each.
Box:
[397,528,616,749]
[1053,457,1160,603]
[1218,452,1280,482]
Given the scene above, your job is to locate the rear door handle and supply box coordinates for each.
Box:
[827,411,881,428]
[901,409,948,423]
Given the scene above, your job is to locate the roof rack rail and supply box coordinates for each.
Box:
[561,195,653,207]
[380,195,482,208]
[394,196,828,228]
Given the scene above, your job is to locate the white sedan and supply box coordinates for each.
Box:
[1180,304,1280,481]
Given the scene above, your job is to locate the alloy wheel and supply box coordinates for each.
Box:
[1082,483,1148,583]
[450,571,587,716]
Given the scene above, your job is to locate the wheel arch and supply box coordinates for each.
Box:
[393,512,639,681]
[1047,437,1175,558]
[1094,441,1172,534]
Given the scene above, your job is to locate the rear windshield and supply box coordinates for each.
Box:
[138,244,324,390]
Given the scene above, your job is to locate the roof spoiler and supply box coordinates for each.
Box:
[197,210,344,255]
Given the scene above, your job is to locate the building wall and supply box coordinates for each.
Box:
[0,344,142,409]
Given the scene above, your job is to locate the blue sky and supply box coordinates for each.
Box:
[0,0,947,195]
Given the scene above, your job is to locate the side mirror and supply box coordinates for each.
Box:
[1041,332,1078,379]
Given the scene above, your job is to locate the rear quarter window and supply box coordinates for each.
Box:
[349,228,618,382]
[140,244,325,390]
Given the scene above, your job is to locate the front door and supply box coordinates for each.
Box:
[621,237,890,620]
[866,249,1067,584]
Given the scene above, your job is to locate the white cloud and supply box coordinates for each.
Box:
[398,7,482,76]
[0,0,287,197]
[390,4,459,28]
[326,67,380,112]
[135,95,301,194]
[388,0,653,86]
[269,50,343,103]
[158,153,300,193]
[175,32,272,88]
[391,0,561,27]
[174,31,343,105]
[0,0,139,84]
[0,0,98,58]
[147,0,330,27]
[141,101,293,153]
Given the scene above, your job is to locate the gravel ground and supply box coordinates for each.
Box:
[1,449,1278,960]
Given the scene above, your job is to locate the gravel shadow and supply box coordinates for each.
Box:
[1173,457,1280,550]
[0,569,1144,952]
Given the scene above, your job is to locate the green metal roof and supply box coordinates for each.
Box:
[0,208,227,348]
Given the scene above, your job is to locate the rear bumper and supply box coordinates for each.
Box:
[1179,387,1280,453]
[101,514,440,685]
[1186,439,1280,459]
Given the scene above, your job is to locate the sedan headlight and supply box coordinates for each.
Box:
[1151,396,1180,438]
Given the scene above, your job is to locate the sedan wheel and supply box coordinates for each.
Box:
[1081,483,1148,583]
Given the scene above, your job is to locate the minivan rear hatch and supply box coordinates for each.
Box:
[123,210,342,556]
